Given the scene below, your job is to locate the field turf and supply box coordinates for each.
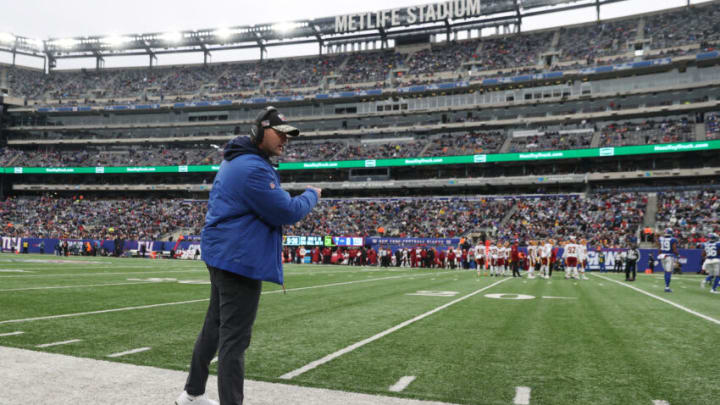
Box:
[0,253,718,404]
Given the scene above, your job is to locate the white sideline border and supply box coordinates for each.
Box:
[0,270,458,325]
[0,345,457,405]
[36,339,83,348]
[592,274,720,326]
[280,278,511,379]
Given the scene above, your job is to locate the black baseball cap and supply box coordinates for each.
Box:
[259,108,300,136]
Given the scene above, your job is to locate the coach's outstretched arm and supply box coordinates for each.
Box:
[243,165,321,226]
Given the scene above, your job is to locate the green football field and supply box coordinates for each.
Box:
[1,253,718,405]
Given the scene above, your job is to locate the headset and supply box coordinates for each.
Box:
[250,106,277,145]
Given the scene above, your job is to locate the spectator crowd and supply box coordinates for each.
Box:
[3,2,719,106]
[0,191,717,253]
[0,195,205,241]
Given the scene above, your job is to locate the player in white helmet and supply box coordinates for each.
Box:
[563,236,582,280]
[540,238,554,279]
[500,241,510,276]
[475,242,486,277]
[578,238,589,280]
[489,242,499,276]
[526,240,537,279]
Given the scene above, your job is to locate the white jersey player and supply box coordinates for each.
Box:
[526,241,537,279]
[489,244,499,276]
[563,237,582,280]
[474,244,484,271]
[501,242,511,276]
[577,239,589,280]
[540,239,553,279]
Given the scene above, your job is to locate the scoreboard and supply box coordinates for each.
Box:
[283,235,365,247]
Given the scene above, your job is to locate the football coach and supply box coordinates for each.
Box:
[177,106,321,405]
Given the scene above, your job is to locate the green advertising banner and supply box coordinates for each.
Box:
[277,140,720,170]
[5,165,221,175]
[3,140,720,174]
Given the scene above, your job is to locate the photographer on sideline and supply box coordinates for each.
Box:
[177,106,321,405]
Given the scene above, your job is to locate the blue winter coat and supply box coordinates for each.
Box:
[201,136,319,284]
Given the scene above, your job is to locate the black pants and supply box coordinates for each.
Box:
[185,266,262,405]
[625,260,637,281]
[512,261,521,277]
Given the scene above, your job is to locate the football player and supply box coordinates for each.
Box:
[489,242,499,276]
[657,228,679,293]
[563,236,581,280]
[578,238,589,280]
[526,240,537,279]
[540,238,553,279]
[702,233,720,293]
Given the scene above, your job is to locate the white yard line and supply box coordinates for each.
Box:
[279,278,511,380]
[389,376,416,392]
[36,339,83,348]
[0,281,158,292]
[265,271,457,295]
[652,401,670,405]
[107,347,151,358]
[0,271,457,325]
[0,299,210,326]
[0,269,206,279]
[592,274,720,326]
[0,265,203,270]
[513,387,531,405]
[0,331,24,337]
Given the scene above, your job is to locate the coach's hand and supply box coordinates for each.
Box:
[306,186,322,198]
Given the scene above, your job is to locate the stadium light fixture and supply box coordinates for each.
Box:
[28,38,44,50]
[160,31,183,43]
[53,38,80,49]
[0,32,15,44]
[213,27,234,40]
[104,35,132,47]
[272,22,303,33]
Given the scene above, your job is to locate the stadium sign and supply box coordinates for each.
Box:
[335,0,482,33]
[4,140,720,174]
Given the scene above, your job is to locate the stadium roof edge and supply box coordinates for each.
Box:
[0,0,643,68]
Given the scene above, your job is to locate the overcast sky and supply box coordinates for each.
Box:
[0,0,713,69]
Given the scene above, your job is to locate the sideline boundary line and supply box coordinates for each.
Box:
[592,274,720,325]
[0,281,159,292]
[0,269,207,279]
[0,270,458,325]
[279,277,510,380]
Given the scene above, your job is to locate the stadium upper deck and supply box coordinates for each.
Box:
[1,0,720,203]
[1,1,719,107]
